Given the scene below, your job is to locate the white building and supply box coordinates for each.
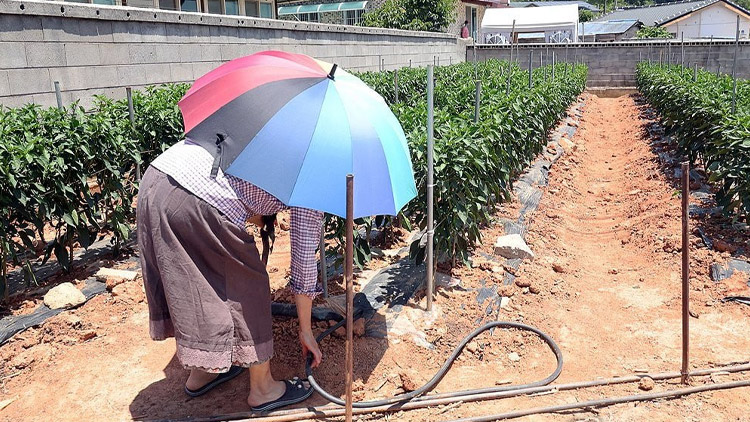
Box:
[594,0,750,40]
[481,4,579,44]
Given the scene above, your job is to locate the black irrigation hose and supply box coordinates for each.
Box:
[305,319,563,408]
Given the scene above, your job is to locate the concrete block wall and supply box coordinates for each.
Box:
[0,0,468,108]
[473,40,750,88]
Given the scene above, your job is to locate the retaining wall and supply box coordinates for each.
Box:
[472,41,750,88]
[0,0,467,108]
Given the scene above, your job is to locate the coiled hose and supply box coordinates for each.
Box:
[305,317,564,408]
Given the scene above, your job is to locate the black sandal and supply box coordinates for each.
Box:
[250,378,313,412]
[184,365,244,397]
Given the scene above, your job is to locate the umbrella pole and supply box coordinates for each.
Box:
[345,174,355,422]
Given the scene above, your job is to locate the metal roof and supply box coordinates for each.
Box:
[579,19,640,35]
[593,0,749,26]
[509,1,600,12]
[278,0,367,15]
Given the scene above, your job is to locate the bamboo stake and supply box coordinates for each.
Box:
[426,66,435,312]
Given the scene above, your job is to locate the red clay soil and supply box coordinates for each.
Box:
[1,94,750,422]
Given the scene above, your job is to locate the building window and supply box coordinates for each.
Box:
[299,12,319,22]
[180,0,199,11]
[259,1,273,18]
[244,0,259,16]
[225,0,239,14]
[159,0,178,10]
[123,0,154,7]
[344,9,363,25]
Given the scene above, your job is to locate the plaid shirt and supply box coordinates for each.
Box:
[151,140,323,298]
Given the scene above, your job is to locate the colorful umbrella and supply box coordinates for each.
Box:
[178,50,417,218]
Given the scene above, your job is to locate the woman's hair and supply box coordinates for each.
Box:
[260,214,277,265]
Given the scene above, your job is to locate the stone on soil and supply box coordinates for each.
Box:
[494,234,534,260]
[508,352,521,362]
[638,376,655,391]
[96,268,138,290]
[43,282,86,310]
[399,371,421,392]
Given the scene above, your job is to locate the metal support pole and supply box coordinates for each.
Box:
[681,32,685,68]
[449,56,452,65]
[409,59,412,68]
[732,15,740,114]
[320,224,328,298]
[378,55,382,71]
[706,35,713,69]
[426,66,435,312]
[528,50,533,89]
[394,69,399,103]
[344,174,354,422]
[668,41,671,66]
[54,81,63,110]
[639,51,642,62]
[381,57,385,71]
[693,62,698,82]
[681,162,690,385]
[126,87,141,181]
[509,19,516,64]
[475,79,481,123]
[552,51,556,81]
[437,56,440,67]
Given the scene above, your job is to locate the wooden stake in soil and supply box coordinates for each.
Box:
[732,15,740,114]
[345,174,354,422]
[681,161,690,384]
[426,66,435,312]
[320,223,328,298]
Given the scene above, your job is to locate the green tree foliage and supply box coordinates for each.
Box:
[579,9,595,22]
[361,0,457,32]
[636,26,673,39]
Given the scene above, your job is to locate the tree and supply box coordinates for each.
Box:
[636,26,673,39]
[361,0,457,32]
[579,9,595,22]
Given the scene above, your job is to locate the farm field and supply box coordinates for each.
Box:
[1,90,749,422]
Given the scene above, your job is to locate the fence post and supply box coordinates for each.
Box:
[667,41,671,66]
[475,80,481,123]
[693,62,698,82]
[378,55,382,71]
[552,51,556,81]
[706,35,713,69]
[409,59,412,68]
[732,15,740,114]
[509,19,516,64]
[54,81,63,110]
[528,50,533,89]
[426,65,435,312]
[681,32,685,68]
[394,69,399,103]
[126,87,141,182]
[381,57,385,71]
[320,224,328,298]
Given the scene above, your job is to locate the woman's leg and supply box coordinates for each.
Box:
[247,361,285,407]
[186,370,219,390]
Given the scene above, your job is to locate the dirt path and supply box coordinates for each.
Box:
[398,94,750,421]
[2,94,749,422]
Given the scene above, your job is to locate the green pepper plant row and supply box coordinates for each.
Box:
[0,59,585,299]
[0,84,187,299]
[636,62,750,220]
[351,59,587,266]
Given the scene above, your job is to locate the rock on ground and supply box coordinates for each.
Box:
[43,283,86,310]
[639,376,655,391]
[494,234,534,260]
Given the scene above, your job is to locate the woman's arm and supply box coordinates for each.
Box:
[295,294,322,368]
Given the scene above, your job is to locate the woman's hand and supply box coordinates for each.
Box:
[299,329,322,368]
[295,294,322,368]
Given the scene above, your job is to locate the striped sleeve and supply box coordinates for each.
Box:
[289,207,324,298]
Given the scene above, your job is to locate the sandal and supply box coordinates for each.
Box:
[251,378,313,412]
[184,365,244,397]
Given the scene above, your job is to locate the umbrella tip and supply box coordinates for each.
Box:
[328,64,338,80]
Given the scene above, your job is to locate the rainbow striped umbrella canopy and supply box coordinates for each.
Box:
[178,50,416,218]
